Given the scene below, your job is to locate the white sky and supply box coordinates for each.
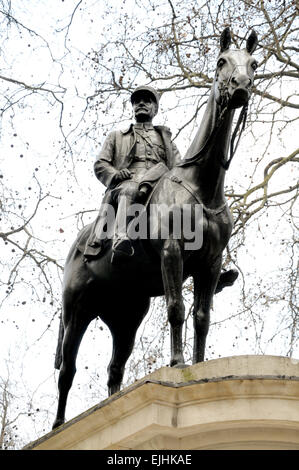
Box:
[0,0,298,447]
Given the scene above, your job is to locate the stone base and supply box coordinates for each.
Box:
[25,355,299,450]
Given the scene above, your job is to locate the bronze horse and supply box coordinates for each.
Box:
[52,28,258,429]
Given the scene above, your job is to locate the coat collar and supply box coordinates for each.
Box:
[121,122,172,136]
[134,122,154,131]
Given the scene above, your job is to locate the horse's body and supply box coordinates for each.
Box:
[53,28,258,429]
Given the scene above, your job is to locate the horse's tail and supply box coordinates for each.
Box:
[54,315,64,370]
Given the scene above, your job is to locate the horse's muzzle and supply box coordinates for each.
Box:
[229,88,250,109]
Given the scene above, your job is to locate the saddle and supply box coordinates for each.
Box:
[77,190,150,261]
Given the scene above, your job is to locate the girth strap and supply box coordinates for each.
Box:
[166,175,228,216]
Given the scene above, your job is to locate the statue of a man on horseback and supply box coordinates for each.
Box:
[52,27,259,429]
[84,85,181,265]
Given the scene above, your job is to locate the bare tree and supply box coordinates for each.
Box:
[0,361,31,450]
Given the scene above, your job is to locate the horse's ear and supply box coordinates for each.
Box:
[220,27,231,52]
[246,30,258,54]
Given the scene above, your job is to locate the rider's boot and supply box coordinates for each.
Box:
[110,185,150,265]
[111,191,135,265]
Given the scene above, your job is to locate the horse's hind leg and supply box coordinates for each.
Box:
[52,299,91,429]
[107,298,150,396]
[161,239,185,367]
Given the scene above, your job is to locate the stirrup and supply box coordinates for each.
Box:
[111,239,134,265]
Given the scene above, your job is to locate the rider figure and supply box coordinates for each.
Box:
[86,85,181,264]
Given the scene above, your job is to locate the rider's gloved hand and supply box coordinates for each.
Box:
[114,169,132,183]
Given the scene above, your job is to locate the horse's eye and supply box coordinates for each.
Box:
[217,58,226,68]
[251,61,258,71]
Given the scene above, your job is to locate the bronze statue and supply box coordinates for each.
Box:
[52,27,258,429]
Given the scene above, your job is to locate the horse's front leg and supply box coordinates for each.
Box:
[193,257,222,364]
[161,239,185,367]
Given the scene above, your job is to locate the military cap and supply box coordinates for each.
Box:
[130,85,160,106]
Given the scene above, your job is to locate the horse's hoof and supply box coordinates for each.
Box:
[215,269,239,293]
[108,385,121,396]
[170,358,187,369]
[172,363,188,369]
[52,418,65,430]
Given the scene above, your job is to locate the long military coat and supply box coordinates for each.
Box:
[94,124,181,189]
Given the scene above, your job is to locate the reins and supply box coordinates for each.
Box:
[220,63,249,170]
[221,103,248,170]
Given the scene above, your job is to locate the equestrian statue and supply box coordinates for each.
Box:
[52,27,258,429]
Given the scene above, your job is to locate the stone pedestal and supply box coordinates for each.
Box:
[25,355,299,450]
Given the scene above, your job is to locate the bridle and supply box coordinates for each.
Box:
[178,62,251,170]
[219,63,251,169]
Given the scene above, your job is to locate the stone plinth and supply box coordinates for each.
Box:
[25,355,299,450]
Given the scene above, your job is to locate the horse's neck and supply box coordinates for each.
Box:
[184,91,218,161]
[183,86,234,208]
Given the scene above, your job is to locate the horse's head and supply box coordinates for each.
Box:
[215,27,258,110]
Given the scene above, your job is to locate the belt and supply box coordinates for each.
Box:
[130,160,157,168]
